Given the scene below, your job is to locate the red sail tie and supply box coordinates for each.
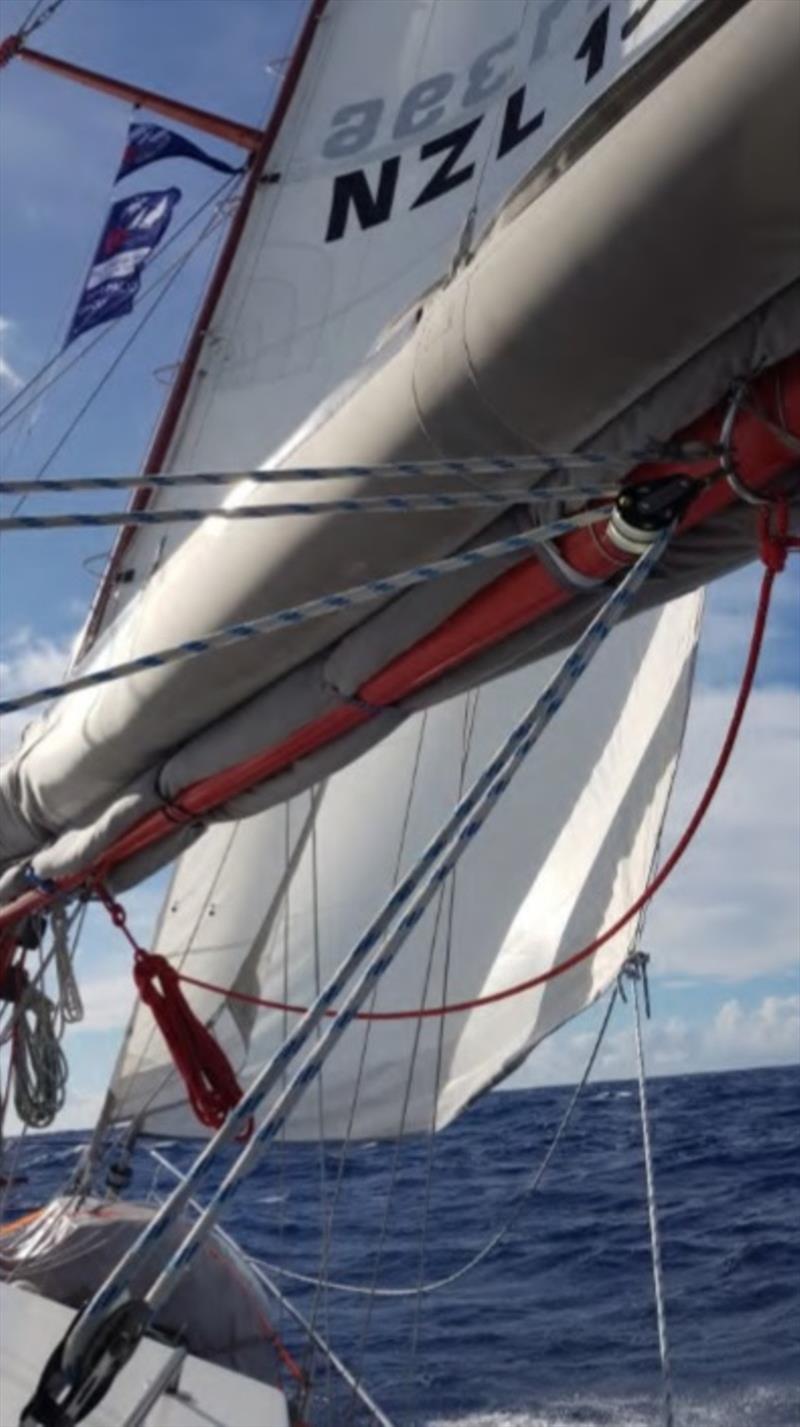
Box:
[97,885,245,1131]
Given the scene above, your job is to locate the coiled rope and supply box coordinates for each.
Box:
[50,903,83,1031]
[0,906,83,1128]
[6,986,69,1129]
[95,885,245,1133]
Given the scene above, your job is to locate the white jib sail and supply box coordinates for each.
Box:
[108,590,701,1141]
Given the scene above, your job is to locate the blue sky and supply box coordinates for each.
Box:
[0,0,798,1129]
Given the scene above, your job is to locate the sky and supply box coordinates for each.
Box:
[0,0,798,1133]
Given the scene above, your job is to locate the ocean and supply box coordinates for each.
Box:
[2,1064,798,1427]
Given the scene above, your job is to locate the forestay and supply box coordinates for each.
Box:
[108,592,701,1141]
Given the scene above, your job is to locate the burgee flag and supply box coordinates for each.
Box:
[65,187,181,346]
[116,122,239,181]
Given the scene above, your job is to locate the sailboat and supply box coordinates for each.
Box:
[0,0,797,1422]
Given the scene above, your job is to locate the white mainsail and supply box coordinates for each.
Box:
[108,591,701,1141]
[3,0,794,890]
[95,0,705,625]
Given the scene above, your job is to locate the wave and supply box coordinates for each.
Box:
[428,1385,800,1427]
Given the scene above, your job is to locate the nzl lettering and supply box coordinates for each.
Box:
[325,86,543,244]
[324,0,666,243]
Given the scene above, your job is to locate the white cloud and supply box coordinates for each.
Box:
[695,565,799,691]
[0,627,77,761]
[645,683,800,981]
[78,970,137,1033]
[706,993,800,1064]
[0,314,24,391]
[515,992,799,1088]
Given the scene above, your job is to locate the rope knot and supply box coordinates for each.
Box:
[131,946,169,992]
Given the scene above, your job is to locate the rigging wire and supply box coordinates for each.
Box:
[19,0,68,38]
[10,209,233,502]
[0,508,611,716]
[0,0,67,51]
[0,446,719,494]
[0,448,710,499]
[245,988,618,1302]
[147,1147,398,1427]
[405,689,478,1401]
[345,844,457,1418]
[630,956,676,1427]
[0,169,242,436]
[16,0,48,32]
[0,488,621,531]
[276,800,291,1348]
[309,804,334,1423]
[297,718,430,1413]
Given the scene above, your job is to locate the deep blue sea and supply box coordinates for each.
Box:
[2,1065,798,1426]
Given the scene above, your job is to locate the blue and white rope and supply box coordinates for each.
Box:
[0,508,610,716]
[0,444,717,497]
[1,488,610,533]
[63,529,668,1367]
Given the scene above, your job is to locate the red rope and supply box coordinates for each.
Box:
[205,1243,309,1396]
[96,885,246,1130]
[175,502,796,1022]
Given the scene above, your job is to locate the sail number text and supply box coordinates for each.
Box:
[324,0,661,242]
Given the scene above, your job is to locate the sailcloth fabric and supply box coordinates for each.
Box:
[108,592,701,1142]
[2,0,796,888]
[90,0,708,606]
